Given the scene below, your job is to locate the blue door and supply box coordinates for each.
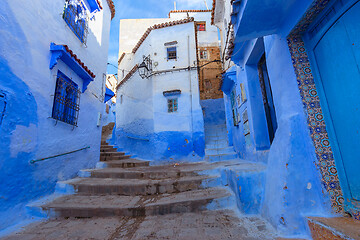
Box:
[313,1,360,201]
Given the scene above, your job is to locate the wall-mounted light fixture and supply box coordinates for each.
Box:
[138,55,152,79]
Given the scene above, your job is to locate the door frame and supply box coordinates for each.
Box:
[303,0,360,213]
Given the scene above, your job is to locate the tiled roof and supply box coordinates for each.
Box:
[63,44,96,78]
[168,9,212,17]
[132,17,195,54]
[105,0,115,19]
[211,0,216,25]
[116,65,138,89]
[118,53,125,65]
[96,0,103,9]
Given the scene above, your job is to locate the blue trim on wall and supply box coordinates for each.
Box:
[104,87,115,103]
[49,43,94,93]
[85,0,101,13]
[221,71,236,95]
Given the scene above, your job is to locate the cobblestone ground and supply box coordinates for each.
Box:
[2,210,276,240]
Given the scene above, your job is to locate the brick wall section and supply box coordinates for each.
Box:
[198,46,223,100]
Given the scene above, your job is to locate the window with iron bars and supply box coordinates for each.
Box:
[167,98,178,113]
[63,0,88,44]
[167,47,177,60]
[52,71,81,126]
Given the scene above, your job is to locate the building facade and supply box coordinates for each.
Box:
[0,0,114,232]
[213,0,360,237]
[115,10,222,161]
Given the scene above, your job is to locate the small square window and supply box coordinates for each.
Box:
[196,22,206,31]
[52,71,81,126]
[167,98,178,113]
[167,47,177,60]
[199,50,208,60]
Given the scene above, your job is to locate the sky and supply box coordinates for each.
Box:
[106,0,213,75]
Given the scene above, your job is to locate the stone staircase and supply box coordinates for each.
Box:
[37,141,236,219]
[205,124,237,162]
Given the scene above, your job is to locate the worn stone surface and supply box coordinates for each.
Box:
[2,210,276,240]
[308,217,360,240]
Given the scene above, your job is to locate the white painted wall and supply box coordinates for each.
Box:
[169,12,219,47]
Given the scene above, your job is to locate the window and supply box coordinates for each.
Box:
[63,0,88,43]
[196,22,206,31]
[52,71,81,126]
[0,92,6,126]
[167,98,178,113]
[258,54,277,143]
[167,47,177,60]
[230,88,240,126]
[199,50,208,60]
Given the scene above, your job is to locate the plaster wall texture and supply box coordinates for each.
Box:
[222,34,332,236]
[116,22,205,161]
[170,12,219,47]
[261,34,332,236]
[118,18,168,54]
[213,0,235,70]
[0,0,111,232]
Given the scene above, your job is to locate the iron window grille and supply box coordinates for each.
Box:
[63,0,88,44]
[167,98,178,113]
[52,71,81,126]
[167,47,177,60]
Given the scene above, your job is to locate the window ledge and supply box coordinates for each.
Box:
[49,43,95,93]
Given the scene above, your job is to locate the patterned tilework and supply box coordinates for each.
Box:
[287,36,344,214]
[287,0,348,215]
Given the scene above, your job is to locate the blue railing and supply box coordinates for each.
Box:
[30,146,90,164]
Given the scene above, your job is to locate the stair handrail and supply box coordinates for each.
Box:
[30,146,90,164]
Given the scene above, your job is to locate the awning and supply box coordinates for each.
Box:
[232,0,304,42]
[221,69,236,95]
[104,87,115,103]
[50,43,95,93]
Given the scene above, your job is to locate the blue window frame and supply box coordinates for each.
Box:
[167,98,178,113]
[52,71,81,126]
[167,47,177,60]
[63,0,88,43]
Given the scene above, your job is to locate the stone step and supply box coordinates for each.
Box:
[42,187,232,218]
[84,167,200,179]
[205,139,228,146]
[205,153,238,162]
[100,155,132,161]
[103,159,150,168]
[308,216,360,240]
[60,175,219,195]
[205,146,235,155]
[100,146,116,150]
[206,141,229,149]
[100,152,125,156]
[205,135,228,141]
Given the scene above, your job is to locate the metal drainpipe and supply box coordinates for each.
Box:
[188,35,194,150]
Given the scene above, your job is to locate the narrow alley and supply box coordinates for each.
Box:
[1,0,360,239]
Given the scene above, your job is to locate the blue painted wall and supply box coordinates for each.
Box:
[222,8,334,235]
[0,0,112,232]
[201,98,226,126]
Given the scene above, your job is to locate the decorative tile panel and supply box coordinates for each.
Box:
[286,0,356,216]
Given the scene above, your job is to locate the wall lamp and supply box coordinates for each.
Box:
[138,55,152,79]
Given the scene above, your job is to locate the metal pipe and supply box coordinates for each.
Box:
[30,146,90,164]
